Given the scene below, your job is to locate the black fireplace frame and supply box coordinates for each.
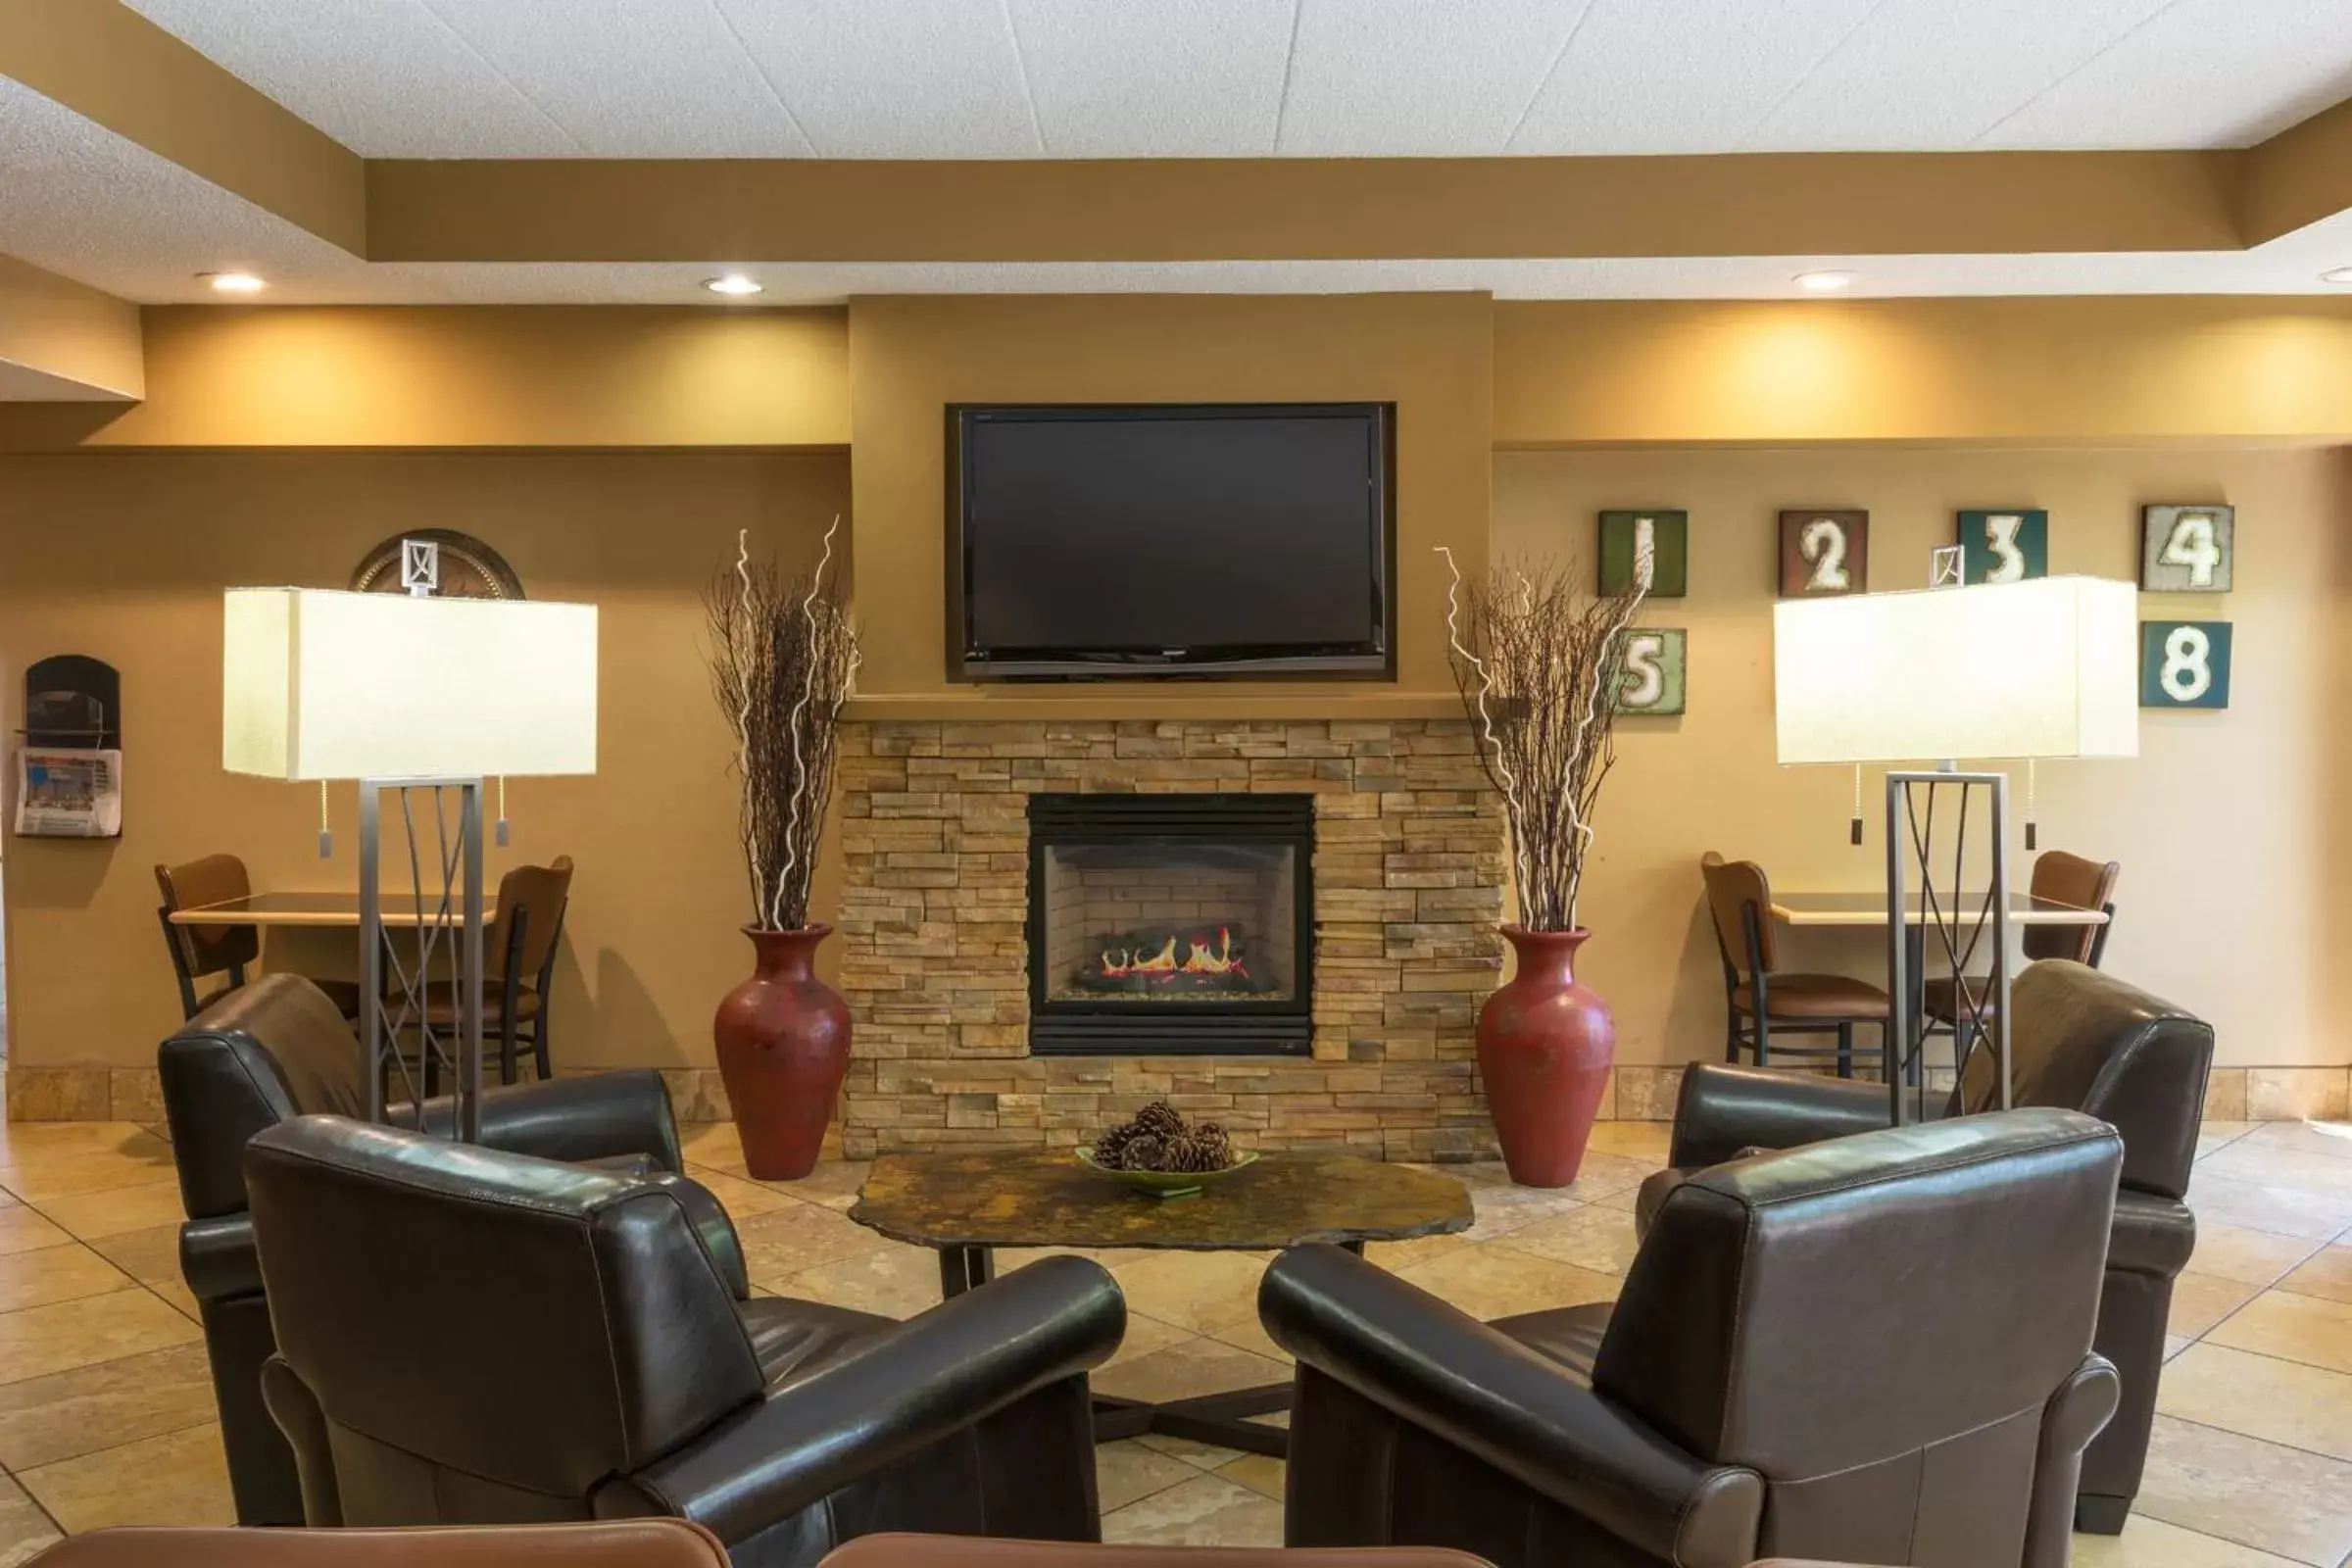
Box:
[1025,793,1314,1057]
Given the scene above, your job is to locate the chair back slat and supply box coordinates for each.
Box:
[156,855,262,979]
[1700,854,1777,975]
[2024,851,2121,964]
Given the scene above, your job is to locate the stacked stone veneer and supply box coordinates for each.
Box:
[834,718,1507,1159]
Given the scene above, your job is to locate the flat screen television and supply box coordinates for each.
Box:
[952,403,1395,680]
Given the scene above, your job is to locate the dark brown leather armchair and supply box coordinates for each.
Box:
[820,1538,1496,1567]
[1638,959,2211,1535]
[158,973,691,1527]
[1262,1109,2125,1568]
[243,1115,1125,1568]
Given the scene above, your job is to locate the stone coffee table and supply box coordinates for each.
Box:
[850,1148,1473,1457]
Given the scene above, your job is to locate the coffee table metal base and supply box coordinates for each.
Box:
[934,1239,1357,1458]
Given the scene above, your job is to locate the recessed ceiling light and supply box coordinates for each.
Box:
[201,271,266,294]
[2322,267,2352,285]
[1794,270,1856,293]
[704,273,764,297]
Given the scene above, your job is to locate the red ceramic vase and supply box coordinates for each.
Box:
[1476,926,1616,1188]
[712,924,852,1181]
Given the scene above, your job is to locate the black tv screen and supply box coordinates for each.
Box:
[955,404,1394,679]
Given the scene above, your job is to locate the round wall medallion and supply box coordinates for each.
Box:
[350,530,525,599]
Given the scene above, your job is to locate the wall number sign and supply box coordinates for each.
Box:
[1616,628,1687,715]
[2140,505,2233,592]
[1598,511,1688,597]
[1957,509,2048,584]
[2139,621,2230,710]
[1778,510,1868,597]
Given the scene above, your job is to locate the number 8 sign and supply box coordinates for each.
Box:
[2139,621,2230,710]
[2140,505,2233,592]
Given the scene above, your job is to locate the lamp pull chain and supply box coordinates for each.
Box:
[1849,763,1864,847]
[2026,760,2038,853]
[495,775,510,849]
[318,780,333,859]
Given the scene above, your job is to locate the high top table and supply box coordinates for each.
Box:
[850,1149,1473,1457]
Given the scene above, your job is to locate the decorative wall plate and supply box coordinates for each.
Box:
[351,530,525,599]
[1598,510,1688,597]
[1779,510,1868,596]
[1957,509,2048,583]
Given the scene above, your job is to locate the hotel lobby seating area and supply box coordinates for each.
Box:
[7,4,2352,1566]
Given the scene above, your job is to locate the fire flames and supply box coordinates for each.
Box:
[1100,927,1250,981]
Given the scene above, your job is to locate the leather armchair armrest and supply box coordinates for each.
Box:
[403,1070,683,1172]
[1260,1245,1763,1568]
[617,1255,1126,1544]
[179,1212,262,1304]
[2111,1190,2196,1279]
[1668,1063,1894,1169]
[644,1172,751,1300]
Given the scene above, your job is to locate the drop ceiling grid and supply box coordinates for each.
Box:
[116,0,2352,158]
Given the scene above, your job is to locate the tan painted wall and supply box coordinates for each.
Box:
[1494,298,2352,446]
[0,451,849,1073]
[0,257,143,402]
[847,292,1492,717]
[1492,444,2352,1069]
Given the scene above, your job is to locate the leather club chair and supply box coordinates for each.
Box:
[1262,1108,2126,1568]
[819,1537,1496,1567]
[1637,959,2212,1535]
[24,1521,727,1568]
[243,1114,1126,1568]
[158,972,693,1528]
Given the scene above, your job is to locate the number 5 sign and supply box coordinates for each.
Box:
[2140,505,2233,592]
[2139,621,2231,710]
[1616,628,1687,715]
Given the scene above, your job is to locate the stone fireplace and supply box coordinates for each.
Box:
[1029,793,1313,1057]
[833,717,1507,1158]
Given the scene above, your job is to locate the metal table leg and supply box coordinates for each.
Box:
[938,1244,995,1298]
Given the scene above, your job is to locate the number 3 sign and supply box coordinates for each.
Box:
[2140,505,2233,592]
[1957,509,2047,583]
[2139,621,2231,710]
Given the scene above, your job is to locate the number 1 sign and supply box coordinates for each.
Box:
[1778,510,1868,597]
[2140,505,2233,592]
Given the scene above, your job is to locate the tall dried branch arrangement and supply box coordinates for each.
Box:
[705,519,860,932]
[1440,548,1646,933]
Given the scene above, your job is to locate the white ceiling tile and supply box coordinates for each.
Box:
[1977,0,2352,149]
[714,0,1038,158]
[416,0,815,156]
[1509,0,1878,155]
[1007,0,1295,158]
[1740,0,2179,151]
[1277,0,1598,156]
[121,0,581,157]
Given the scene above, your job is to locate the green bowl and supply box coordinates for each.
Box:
[1075,1147,1260,1200]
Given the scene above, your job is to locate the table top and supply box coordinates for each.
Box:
[849,1149,1474,1252]
[170,892,466,928]
[1771,891,2107,928]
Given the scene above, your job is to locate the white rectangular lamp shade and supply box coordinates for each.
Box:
[1774,576,2138,764]
[223,588,598,780]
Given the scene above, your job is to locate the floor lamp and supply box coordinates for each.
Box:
[1773,576,2137,1121]
[220,581,598,1139]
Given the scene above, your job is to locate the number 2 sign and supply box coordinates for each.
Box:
[2140,505,2233,592]
[2139,621,2230,710]
[1778,510,1868,597]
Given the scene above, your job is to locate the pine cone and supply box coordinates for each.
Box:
[1119,1133,1165,1171]
[1092,1123,1137,1165]
[1131,1100,1184,1138]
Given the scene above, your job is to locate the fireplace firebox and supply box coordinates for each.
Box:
[1026,794,1314,1056]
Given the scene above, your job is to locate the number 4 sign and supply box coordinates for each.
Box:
[2140,505,2233,592]
[2139,621,2230,710]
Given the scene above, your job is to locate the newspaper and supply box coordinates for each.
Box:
[16,747,122,838]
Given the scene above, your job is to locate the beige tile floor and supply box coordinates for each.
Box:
[3,1107,2350,1565]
